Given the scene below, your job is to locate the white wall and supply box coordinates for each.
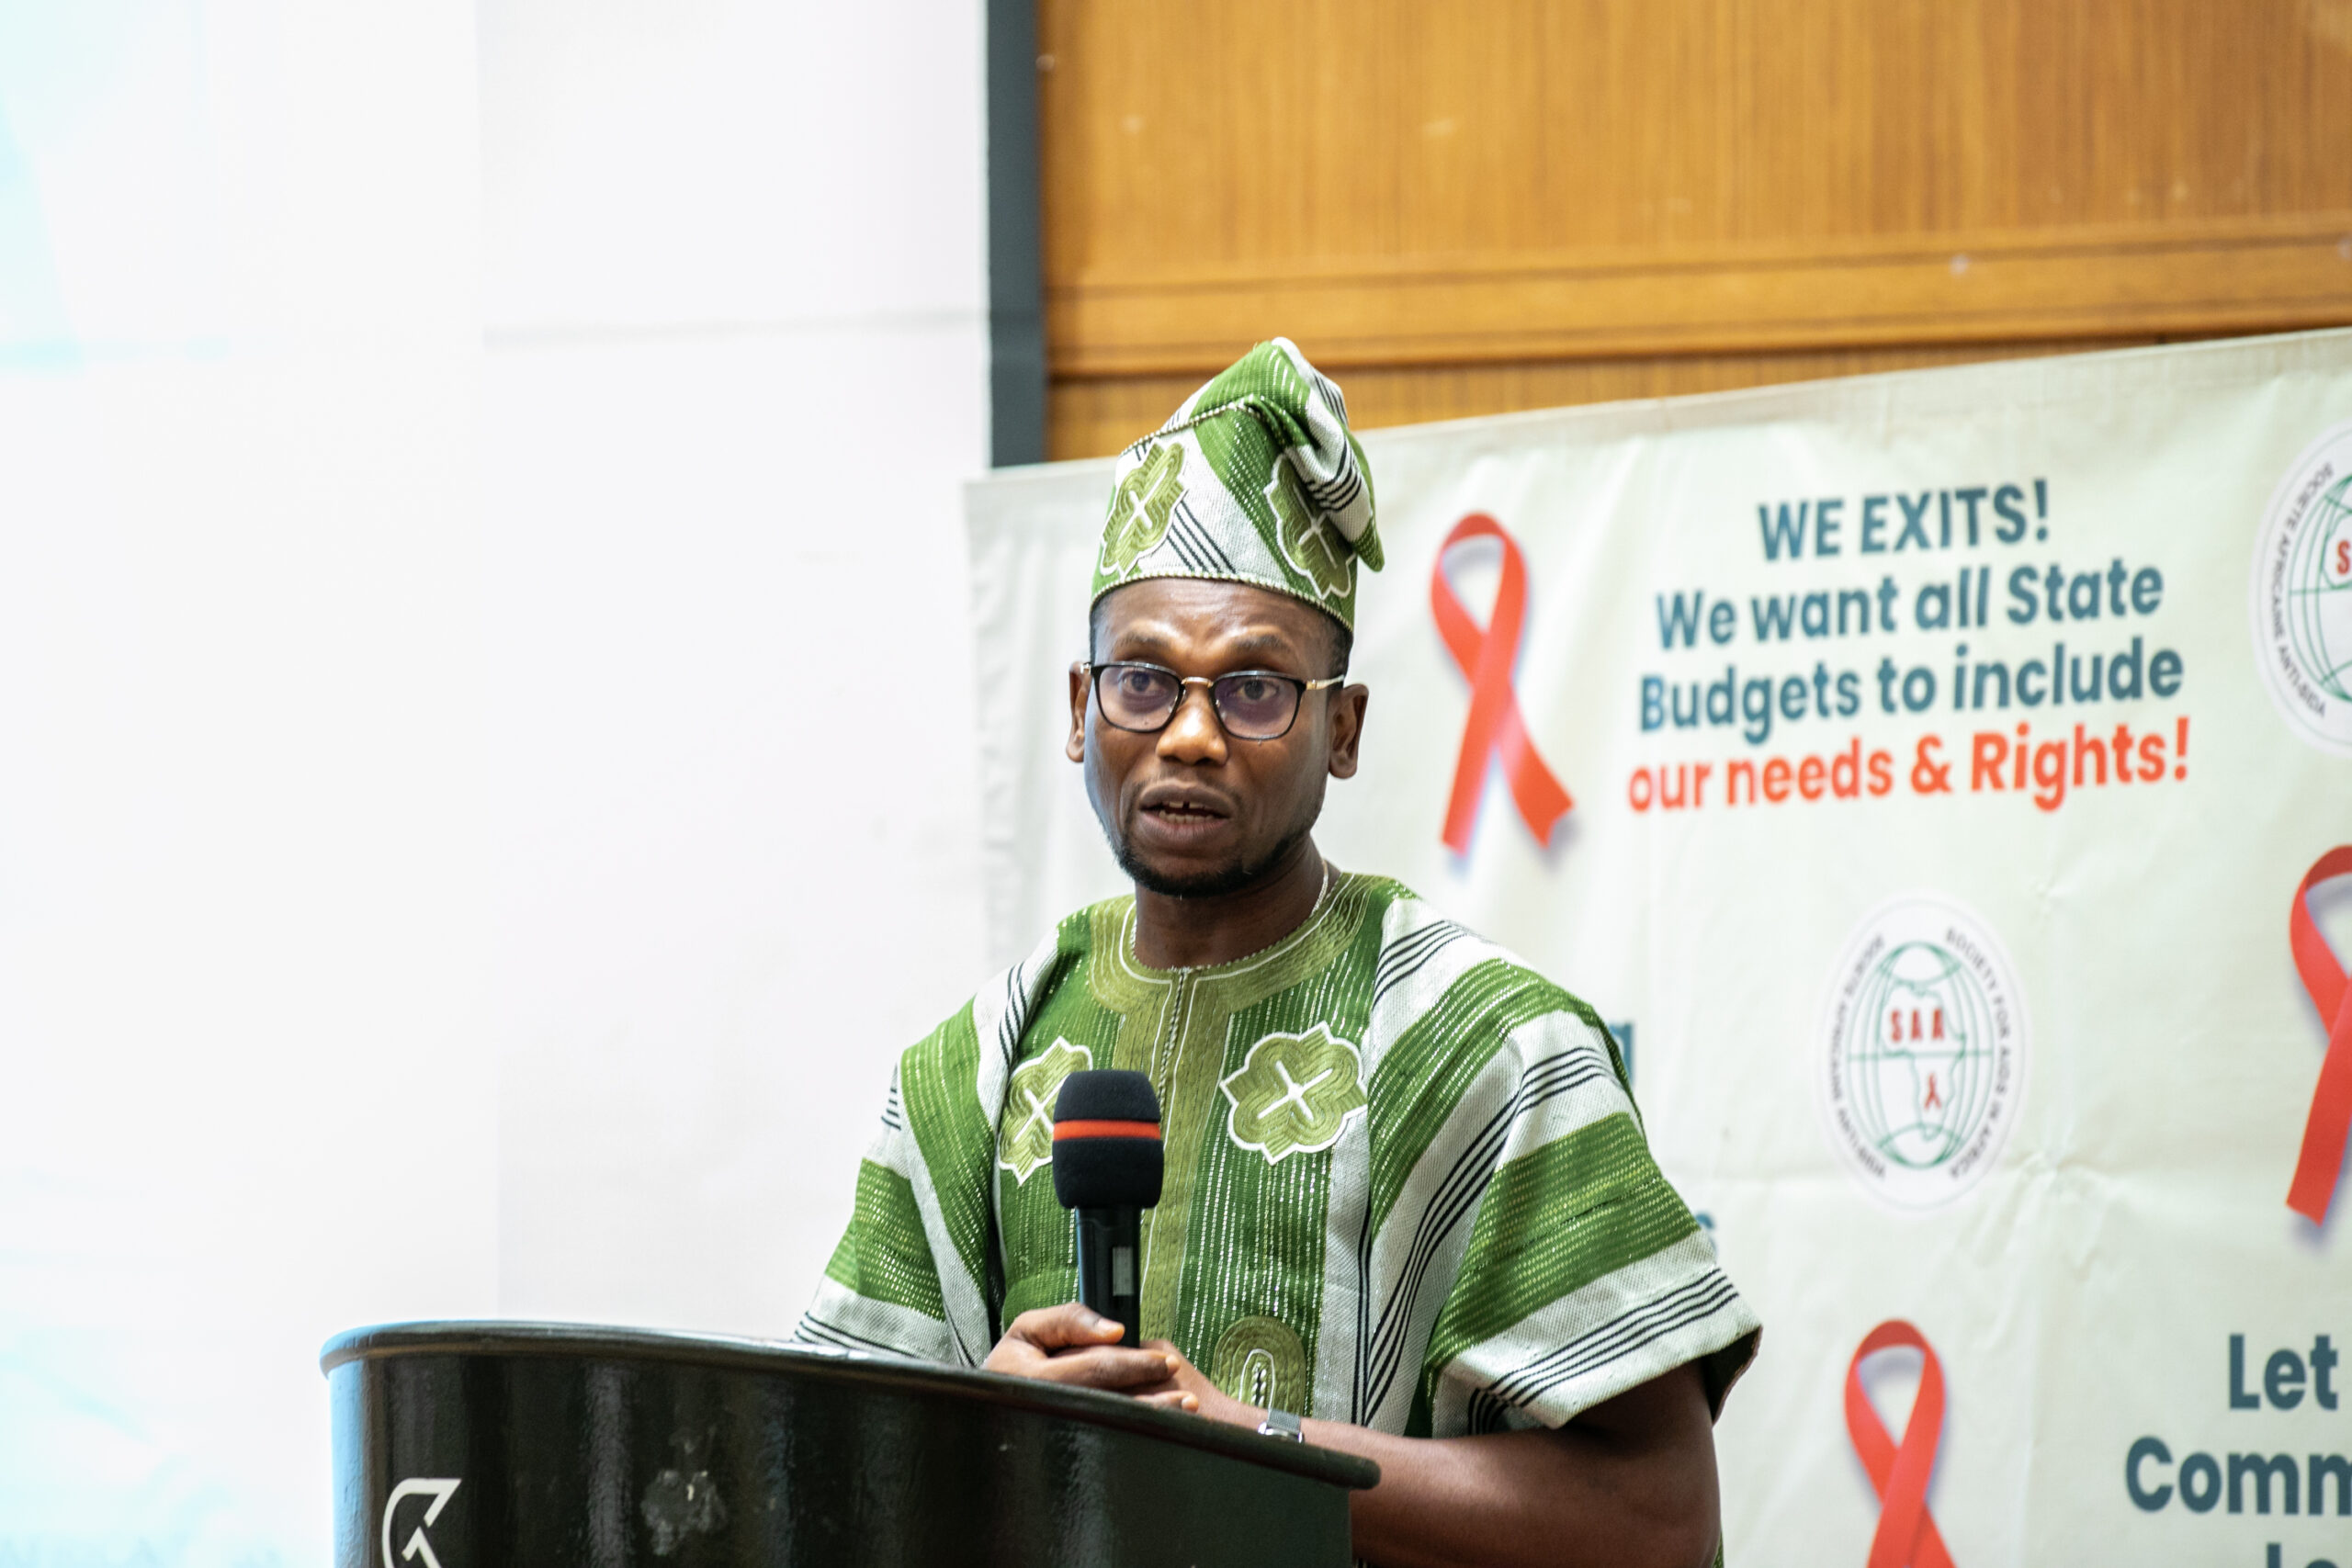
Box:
[0,4,495,1560]
[0,1,990,1560]
[477,0,989,1332]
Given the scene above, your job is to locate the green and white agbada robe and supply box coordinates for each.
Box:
[797,872,1760,1436]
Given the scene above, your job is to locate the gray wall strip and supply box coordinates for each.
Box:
[986,0,1047,468]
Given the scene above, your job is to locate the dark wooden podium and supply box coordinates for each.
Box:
[322,1322,1377,1567]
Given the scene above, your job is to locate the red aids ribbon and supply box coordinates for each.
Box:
[2286,846,2352,1224]
[1844,1320,1955,1568]
[1430,513,1572,852]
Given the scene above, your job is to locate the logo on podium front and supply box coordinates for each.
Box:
[1816,894,2029,1211]
[381,1478,460,1568]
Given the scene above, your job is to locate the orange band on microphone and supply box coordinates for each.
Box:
[1052,1119,1162,1142]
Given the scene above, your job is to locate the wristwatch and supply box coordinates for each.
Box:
[1256,1405,1304,1442]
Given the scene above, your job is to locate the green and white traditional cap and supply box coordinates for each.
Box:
[1092,337,1382,628]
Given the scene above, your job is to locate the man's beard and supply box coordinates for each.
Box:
[1112,818,1312,900]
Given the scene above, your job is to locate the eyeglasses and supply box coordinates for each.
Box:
[1084,661,1342,741]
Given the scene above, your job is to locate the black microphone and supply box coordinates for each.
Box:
[1050,1069,1163,1348]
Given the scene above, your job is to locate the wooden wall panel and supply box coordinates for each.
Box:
[1046,339,2191,463]
[1035,0,2352,457]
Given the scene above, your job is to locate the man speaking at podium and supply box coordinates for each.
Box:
[797,340,1760,1567]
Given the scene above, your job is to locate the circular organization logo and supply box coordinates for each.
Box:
[1815,894,2030,1210]
[2249,417,2352,756]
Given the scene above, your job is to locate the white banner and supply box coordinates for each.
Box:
[967,331,2352,1565]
